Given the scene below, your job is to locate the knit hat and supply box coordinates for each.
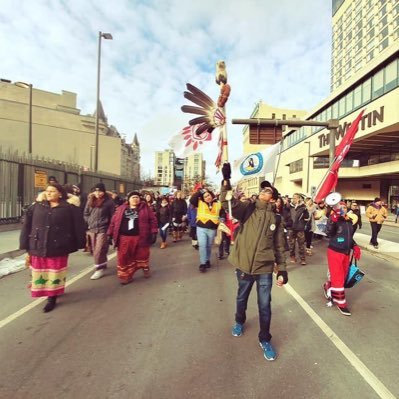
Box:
[374,197,381,202]
[94,182,106,192]
[127,191,141,201]
[339,201,347,206]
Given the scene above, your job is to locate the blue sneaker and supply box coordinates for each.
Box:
[259,341,277,361]
[231,323,244,337]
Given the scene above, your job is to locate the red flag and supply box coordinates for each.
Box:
[314,170,338,203]
[313,109,364,202]
[332,109,365,171]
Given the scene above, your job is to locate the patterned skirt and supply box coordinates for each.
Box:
[30,255,69,298]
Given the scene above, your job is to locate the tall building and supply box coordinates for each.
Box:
[272,0,399,204]
[154,149,175,186]
[183,153,205,193]
[331,0,399,91]
[0,80,140,180]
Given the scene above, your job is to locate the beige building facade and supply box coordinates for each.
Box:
[0,81,140,180]
[238,101,308,196]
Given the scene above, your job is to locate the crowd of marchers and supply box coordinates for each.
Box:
[18,169,390,361]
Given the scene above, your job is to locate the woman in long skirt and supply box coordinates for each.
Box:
[20,183,86,312]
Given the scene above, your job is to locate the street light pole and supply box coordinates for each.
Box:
[304,141,311,194]
[94,31,113,172]
[15,82,33,154]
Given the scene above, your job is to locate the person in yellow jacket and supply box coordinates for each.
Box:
[190,188,222,272]
[365,197,388,249]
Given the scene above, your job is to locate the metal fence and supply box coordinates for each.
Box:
[0,149,141,224]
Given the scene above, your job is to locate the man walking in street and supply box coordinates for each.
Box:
[283,193,309,265]
[366,197,388,249]
[220,164,288,361]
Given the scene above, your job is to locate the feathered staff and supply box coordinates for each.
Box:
[180,60,231,170]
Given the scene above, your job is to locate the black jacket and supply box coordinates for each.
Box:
[326,217,356,255]
[284,202,309,231]
[170,198,187,222]
[20,201,86,257]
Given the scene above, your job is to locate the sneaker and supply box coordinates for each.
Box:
[290,256,296,263]
[259,341,277,361]
[306,248,312,256]
[300,260,307,265]
[373,245,379,249]
[90,269,105,280]
[194,245,199,250]
[205,260,211,268]
[231,323,244,337]
[199,264,206,273]
[337,306,351,316]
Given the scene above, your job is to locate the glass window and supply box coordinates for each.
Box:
[385,60,398,92]
[332,102,338,118]
[380,26,388,40]
[372,69,384,98]
[345,91,353,113]
[338,97,346,116]
[362,78,372,103]
[353,86,362,108]
[379,37,389,52]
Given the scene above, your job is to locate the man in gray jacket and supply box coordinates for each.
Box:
[220,167,287,361]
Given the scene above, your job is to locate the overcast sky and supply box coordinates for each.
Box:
[0,0,332,184]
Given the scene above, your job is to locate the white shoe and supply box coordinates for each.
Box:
[90,269,105,280]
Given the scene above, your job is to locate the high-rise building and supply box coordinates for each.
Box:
[154,149,175,186]
[331,0,399,91]
[183,153,205,193]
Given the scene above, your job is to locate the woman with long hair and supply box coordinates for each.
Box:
[20,183,86,312]
[170,191,187,242]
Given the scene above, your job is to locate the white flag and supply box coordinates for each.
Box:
[168,125,213,157]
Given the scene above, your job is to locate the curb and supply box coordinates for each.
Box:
[0,249,25,262]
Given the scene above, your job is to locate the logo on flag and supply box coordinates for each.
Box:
[239,153,264,176]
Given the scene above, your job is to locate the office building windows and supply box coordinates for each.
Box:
[385,60,398,92]
[362,78,372,103]
[353,86,362,108]
[372,69,384,98]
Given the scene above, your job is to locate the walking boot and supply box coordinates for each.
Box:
[43,296,57,313]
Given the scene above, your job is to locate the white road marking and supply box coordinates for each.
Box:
[0,253,116,330]
[284,283,397,399]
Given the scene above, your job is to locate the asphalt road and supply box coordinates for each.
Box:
[0,236,398,399]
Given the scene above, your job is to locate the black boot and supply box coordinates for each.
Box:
[199,264,206,273]
[43,296,57,313]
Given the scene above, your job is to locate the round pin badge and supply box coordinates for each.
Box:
[270,224,276,231]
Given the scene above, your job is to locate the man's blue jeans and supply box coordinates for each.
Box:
[235,270,273,342]
[197,226,216,265]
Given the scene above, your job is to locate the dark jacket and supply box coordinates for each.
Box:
[284,202,309,231]
[84,194,115,233]
[156,204,171,226]
[20,201,86,257]
[107,202,158,247]
[220,187,286,275]
[170,198,188,222]
[326,217,356,255]
[349,208,362,229]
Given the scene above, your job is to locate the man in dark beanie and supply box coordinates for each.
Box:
[220,164,287,362]
[84,182,115,279]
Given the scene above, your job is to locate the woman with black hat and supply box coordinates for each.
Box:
[84,182,115,280]
[108,191,158,284]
